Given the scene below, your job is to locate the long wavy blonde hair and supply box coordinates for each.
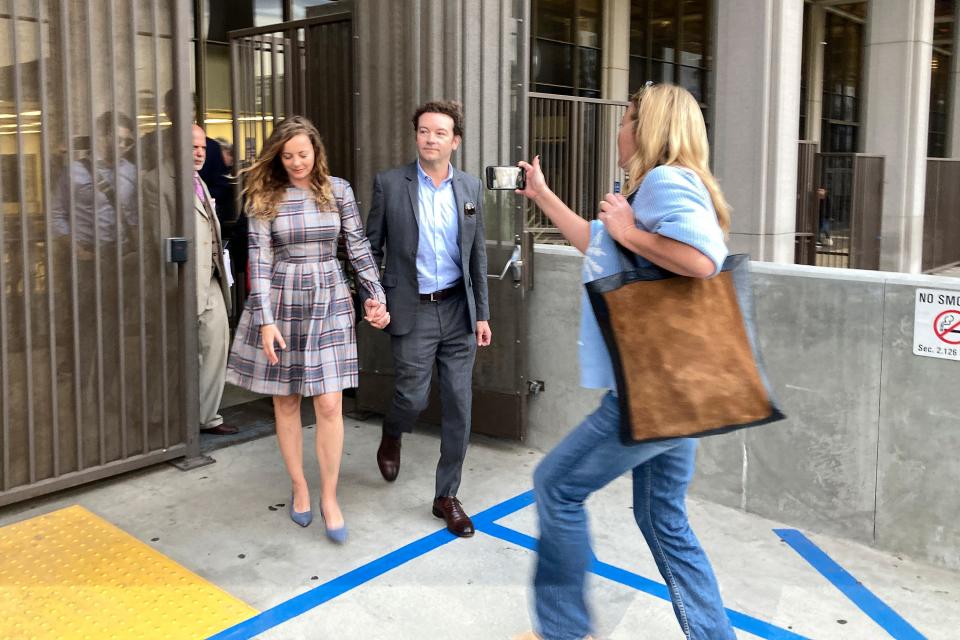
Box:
[622,84,730,233]
[241,115,334,220]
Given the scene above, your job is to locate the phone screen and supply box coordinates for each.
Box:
[485,165,525,190]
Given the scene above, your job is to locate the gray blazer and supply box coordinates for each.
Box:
[365,162,489,337]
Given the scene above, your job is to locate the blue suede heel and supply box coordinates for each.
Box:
[321,512,347,544]
[289,495,313,527]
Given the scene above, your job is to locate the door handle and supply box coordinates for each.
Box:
[488,235,523,287]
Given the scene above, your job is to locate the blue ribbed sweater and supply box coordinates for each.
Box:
[578,164,729,390]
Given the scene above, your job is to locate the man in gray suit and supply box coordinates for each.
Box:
[192,124,237,435]
[365,100,491,537]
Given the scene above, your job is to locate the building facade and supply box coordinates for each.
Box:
[0,0,957,502]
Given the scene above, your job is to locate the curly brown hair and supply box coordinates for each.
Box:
[241,116,334,220]
[411,100,464,137]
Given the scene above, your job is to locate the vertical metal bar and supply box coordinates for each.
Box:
[196,0,207,128]
[0,6,9,492]
[152,0,170,448]
[297,28,306,115]
[130,0,149,455]
[248,39,257,154]
[107,0,129,459]
[230,35,242,212]
[301,27,310,123]
[37,0,60,477]
[560,99,567,207]
[271,34,281,122]
[259,38,268,140]
[59,0,82,472]
[478,3,485,179]
[85,0,106,467]
[11,0,37,483]
[283,32,294,117]
[173,0,201,459]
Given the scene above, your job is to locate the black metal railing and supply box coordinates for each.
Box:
[923,159,960,272]
[796,150,884,270]
[527,93,628,243]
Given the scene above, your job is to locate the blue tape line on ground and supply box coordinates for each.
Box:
[591,561,809,640]
[478,521,810,640]
[207,491,537,640]
[207,528,456,640]
[471,489,535,525]
[774,528,926,640]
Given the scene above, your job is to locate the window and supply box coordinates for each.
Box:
[629,0,710,115]
[928,0,954,158]
[820,9,864,153]
[531,0,603,97]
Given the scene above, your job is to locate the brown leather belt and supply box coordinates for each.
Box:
[419,280,463,302]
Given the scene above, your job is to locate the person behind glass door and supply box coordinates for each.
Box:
[226,116,390,543]
[192,124,237,436]
[512,84,737,640]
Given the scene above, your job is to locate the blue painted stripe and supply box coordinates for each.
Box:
[775,529,926,640]
[478,521,810,640]
[591,561,809,640]
[207,528,457,640]
[472,489,536,525]
[207,491,537,640]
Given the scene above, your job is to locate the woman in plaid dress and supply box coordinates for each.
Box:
[227,116,389,542]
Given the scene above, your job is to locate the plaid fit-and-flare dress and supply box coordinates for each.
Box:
[225,177,385,397]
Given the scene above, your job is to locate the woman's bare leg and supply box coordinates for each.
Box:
[312,391,344,528]
[274,394,310,513]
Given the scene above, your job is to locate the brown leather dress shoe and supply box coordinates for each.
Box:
[432,496,474,537]
[376,431,401,482]
[200,423,239,435]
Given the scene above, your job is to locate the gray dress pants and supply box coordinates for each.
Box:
[383,290,476,498]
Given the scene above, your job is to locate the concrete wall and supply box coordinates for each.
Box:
[526,246,960,570]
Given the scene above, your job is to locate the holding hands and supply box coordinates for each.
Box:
[597,193,636,242]
[260,298,390,367]
[364,299,391,330]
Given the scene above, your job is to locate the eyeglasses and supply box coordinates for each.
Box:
[118,136,135,148]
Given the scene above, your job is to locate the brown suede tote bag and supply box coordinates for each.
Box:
[586,251,785,444]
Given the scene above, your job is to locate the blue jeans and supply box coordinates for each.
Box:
[532,392,736,640]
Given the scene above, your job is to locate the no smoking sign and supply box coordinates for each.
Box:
[914,288,960,360]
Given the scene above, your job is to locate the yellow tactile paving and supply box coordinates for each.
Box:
[0,505,256,640]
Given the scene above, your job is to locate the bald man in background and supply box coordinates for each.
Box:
[192,124,237,435]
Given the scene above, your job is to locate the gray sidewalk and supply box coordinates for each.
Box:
[1,418,957,639]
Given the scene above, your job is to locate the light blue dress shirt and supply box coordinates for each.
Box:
[578,164,729,390]
[416,161,463,293]
[51,158,138,246]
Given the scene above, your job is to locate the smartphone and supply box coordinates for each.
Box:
[485,165,525,190]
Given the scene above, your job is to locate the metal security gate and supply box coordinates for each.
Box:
[795,141,818,265]
[229,9,355,181]
[231,1,534,442]
[228,8,355,320]
[0,0,197,507]
[817,152,884,270]
[527,94,627,243]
